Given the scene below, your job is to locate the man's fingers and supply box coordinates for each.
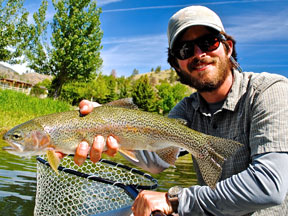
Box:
[90,136,105,163]
[74,141,89,166]
[55,152,66,159]
[79,100,93,115]
[105,136,119,156]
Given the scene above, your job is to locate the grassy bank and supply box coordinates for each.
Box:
[0,89,72,132]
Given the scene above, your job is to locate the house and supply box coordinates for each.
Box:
[0,78,33,95]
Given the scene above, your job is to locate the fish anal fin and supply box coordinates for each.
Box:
[156,146,180,166]
[46,150,60,175]
[119,149,139,162]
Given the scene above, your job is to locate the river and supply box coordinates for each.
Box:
[0,138,197,215]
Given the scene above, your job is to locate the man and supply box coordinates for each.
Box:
[62,5,288,216]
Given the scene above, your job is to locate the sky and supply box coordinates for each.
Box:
[3,0,288,78]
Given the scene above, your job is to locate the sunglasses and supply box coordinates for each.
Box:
[171,33,226,60]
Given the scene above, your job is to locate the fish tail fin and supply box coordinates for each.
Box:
[46,150,60,175]
[195,155,223,189]
[195,136,242,188]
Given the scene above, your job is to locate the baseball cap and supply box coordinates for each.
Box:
[167,6,225,49]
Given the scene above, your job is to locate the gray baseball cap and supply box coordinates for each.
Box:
[167,6,225,49]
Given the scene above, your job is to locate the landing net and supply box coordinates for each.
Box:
[34,155,158,216]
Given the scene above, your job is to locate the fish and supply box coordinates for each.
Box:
[2,101,242,188]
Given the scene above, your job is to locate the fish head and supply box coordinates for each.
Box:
[2,120,51,157]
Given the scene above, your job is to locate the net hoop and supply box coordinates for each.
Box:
[36,155,157,191]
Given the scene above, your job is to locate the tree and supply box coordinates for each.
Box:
[169,68,178,83]
[105,75,118,102]
[156,82,175,115]
[155,65,161,73]
[156,82,191,115]
[87,74,109,104]
[132,75,157,112]
[25,0,103,98]
[117,76,131,99]
[0,0,30,63]
[111,69,117,78]
[131,68,139,76]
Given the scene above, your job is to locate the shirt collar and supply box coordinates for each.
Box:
[191,69,244,113]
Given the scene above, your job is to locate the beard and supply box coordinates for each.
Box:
[177,56,231,92]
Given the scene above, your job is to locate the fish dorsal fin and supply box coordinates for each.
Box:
[105,98,138,109]
[175,118,188,126]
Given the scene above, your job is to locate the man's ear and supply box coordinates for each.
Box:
[227,40,233,58]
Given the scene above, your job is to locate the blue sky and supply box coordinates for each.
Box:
[4,0,288,78]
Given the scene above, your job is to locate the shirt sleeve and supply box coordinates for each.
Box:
[178,152,288,216]
[119,150,171,174]
[249,78,288,155]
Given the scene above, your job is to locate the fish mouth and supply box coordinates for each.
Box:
[2,141,24,153]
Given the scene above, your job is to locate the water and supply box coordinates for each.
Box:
[0,139,197,216]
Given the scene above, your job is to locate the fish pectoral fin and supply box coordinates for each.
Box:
[155,146,180,166]
[195,155,224,189]
[119,149,139,162]
[46,150,60,175]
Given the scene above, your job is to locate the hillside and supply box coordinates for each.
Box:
[0,63,52,85]
[131,69,179,86]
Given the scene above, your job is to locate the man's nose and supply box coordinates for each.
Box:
[193,44,206,58]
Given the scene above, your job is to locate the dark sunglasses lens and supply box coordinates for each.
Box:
[173,35,221,60]
[173,42,195,60]
[197,36,220,52]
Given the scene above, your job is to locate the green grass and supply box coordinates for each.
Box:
[0,89,72,132]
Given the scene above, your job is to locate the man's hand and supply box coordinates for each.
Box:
[132,190,173,216]
[56,100,119,165]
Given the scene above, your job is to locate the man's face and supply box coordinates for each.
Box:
[174,26,233,92]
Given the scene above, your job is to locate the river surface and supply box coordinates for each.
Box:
[0,139,197,216]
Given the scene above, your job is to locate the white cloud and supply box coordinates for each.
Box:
[101,0,280,13]
[97,0,123,7]
[225,9,288,42]
[0,62,33,74]
[101,34,170,76]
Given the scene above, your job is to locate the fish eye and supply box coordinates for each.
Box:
[12,131,23,141]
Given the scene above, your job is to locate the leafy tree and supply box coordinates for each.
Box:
[132,75,157,112]
[25,0,103,98]
[156,82,175,114]
[117,76,131,99]
[131,68,139,76]
[30,84,47,97]
[169,68,178,83]
[155,65,161,73]
[38,78,52,89]
[156,82,191,114]
[105,75,118,102]
[172,83,191,102]
[0,0,30,63]
[87,74,109,104]
[59,81,85,105]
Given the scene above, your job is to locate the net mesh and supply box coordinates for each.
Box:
[34,155,157,216]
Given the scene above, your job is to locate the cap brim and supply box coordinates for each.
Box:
[169,22,223,49]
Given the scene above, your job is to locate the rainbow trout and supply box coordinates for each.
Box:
[2,105,242,188]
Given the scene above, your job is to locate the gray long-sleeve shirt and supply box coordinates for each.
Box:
[124,70,288,215]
